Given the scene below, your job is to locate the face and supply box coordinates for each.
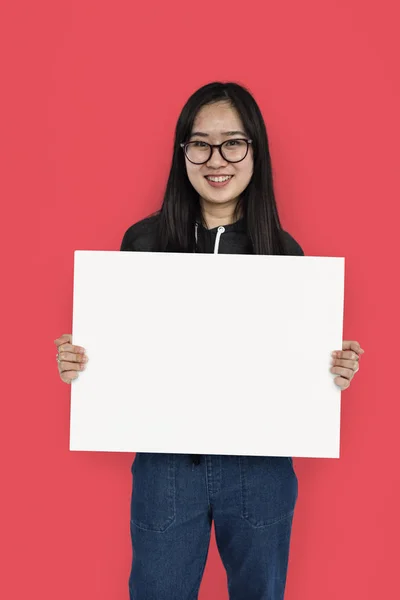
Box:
[184,102,254,209]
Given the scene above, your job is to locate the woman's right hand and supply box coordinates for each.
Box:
[54,333,88,384]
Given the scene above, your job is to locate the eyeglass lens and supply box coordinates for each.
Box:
[185,140,248,164]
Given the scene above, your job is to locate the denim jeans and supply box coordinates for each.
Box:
[129,453,298,600]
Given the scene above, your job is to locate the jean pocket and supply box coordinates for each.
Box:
[130,452,176,532]
[239,456,298,528]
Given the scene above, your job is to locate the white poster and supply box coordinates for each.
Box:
[70,251,344,458]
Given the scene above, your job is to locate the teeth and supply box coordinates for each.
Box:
[206,176,232,182]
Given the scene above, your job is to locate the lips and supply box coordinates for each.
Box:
[204,175,234,188]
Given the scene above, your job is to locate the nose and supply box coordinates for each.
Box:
[207,146,228,167]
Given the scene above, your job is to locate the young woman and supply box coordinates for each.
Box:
[54,81,363,600]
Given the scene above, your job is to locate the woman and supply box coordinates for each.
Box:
[54,81,363,600]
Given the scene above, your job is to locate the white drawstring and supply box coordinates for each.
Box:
[214,226,225,254]
[194,223,225,253]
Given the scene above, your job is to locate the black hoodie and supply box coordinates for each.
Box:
[120,212,304,465]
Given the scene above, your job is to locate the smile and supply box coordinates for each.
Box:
[205,175,233,182]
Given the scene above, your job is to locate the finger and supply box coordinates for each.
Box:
[54,335,86,356]
[332,358,359,371]
[331,366,354,380]
[58,350,87,364]
[54,334,72,348]
[57,343,86,356]
[332,350,360,361]
[342,341,364,355]
[60,371,80,384]
[334,376,351,390]
[58,360,86,373]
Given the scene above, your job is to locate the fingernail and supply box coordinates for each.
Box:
[332,351,337,357]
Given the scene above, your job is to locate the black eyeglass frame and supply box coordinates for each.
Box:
[180,138,253,164]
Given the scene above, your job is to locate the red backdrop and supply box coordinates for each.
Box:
[2,1,400,598]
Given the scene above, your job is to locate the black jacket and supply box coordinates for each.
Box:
[120,212,304,465]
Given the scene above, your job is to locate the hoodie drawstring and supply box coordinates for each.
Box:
[194,223,226,254]
[214,226,225,254]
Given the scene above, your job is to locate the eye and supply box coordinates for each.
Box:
[191,141,207,148]
[225,139,242,147]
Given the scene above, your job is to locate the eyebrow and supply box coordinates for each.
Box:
[190,130,247,138]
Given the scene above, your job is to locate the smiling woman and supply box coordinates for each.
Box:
[54,80,363,600]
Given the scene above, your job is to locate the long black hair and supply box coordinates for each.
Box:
[155,81,285,255]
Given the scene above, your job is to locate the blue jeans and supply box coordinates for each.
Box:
[129,453,298,600]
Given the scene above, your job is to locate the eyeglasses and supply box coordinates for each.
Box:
[180,138,253,165]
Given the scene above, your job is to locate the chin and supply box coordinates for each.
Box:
[201,187,240,202]
[205,195,237,205]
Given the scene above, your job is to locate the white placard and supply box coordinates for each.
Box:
[70,251,344,458]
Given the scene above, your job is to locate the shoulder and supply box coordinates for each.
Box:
[120,212,160,251]
[280,230,304,256]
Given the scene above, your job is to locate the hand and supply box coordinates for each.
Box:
[330,340,364,390]
[54,333,88,384]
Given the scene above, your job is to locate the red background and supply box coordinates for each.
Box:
[2,1,400,598]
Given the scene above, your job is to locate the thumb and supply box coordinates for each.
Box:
[54,333,72,347]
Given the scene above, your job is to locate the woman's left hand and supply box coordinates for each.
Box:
[331,341,364,390]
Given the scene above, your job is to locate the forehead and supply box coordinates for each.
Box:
[192,102,244,132]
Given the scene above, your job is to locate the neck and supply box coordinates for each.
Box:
[199,198,242,229]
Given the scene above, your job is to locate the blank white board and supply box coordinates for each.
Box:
[70,251,345,458]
